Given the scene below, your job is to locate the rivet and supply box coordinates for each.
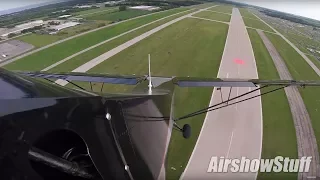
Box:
[106,113,111,120]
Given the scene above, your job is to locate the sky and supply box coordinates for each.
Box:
[232,0,320,21]
[0,0,65,11]
[0,0,320,21]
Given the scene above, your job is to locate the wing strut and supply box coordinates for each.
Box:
[227,87,233,105]
[148,54,153,95]
[174,85,289,121]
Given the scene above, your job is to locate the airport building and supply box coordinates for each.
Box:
[0,20,44,38]
[58,15,72,19]
[129,6,160,11]
[49,22,80,32]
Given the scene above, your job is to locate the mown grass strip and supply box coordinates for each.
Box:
[65,18,228,180]
[17,34,68,48]
[239,8,258,20]
[247,29,297,180]
[48,9,197,73]
[86,9,151,21]
[3,8,189,71]
[189,3,217,9]
[89,18,227,180]
[243,17,275,32]
[192,10,231,22]
[266,33,320,159]
[208,4,233,14]
[307,55,320,70]
[73,7,116,16]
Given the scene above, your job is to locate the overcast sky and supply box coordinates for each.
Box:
[232,0,320,20]
[0,0,320,21]
[0,0,65,11]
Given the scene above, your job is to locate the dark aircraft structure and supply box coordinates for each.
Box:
[1,66,320,180]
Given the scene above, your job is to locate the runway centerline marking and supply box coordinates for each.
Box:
[226,131,234,158]
[236,87,239,110]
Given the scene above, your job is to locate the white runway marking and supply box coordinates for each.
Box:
[56,5,219,86]
[182,8,262,180]
[226,132,234,158]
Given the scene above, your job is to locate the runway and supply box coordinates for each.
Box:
[41,9,193,71]
[0,8,187,67]
[181,8,262,180]
[54,5,218,86]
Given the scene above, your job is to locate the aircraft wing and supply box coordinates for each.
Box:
[173,77,320,87]
[15,71,320,87]
[16,71,146,85]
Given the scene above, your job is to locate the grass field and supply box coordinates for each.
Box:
[85,9,151,21]
[48,10,197,73]
[190,3,217,9]
[208,4,233,14]
[282,32,320,55]
[17,34,67,48]
[239,8,258,20]
[192,10,231,22]
[73,7,116,16]
[16,21,110,48]
[3,8,190,71]
[307,55,320,71]
[243,17,275,32]
[67,18,228,180]
[266,33,320,158]
[247,29,297,180]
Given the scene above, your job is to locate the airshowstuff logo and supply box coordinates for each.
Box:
[207,156,312,173]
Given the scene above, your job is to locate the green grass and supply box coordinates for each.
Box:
[266,33,320,158]
[239,8,258,20]
[282,32,320,55]
[73,7,116,16]
[189,3,217,9]
[243,17,275,32]
[307,55,320,72]
[247,29,297,180]
[16,22,110,48]
[86,9,151,21]
[48,10,197,73]
[88,18,227,77]
[193,10,231,22]
[3,8,189,71]
[70,18,227,180]
[208,4,233,14]
[17,34,67,48]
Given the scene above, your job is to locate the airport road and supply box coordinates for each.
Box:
[181,8,262,180]
[55,5,218,86]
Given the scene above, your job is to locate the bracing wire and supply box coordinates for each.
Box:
[174,85,289,122]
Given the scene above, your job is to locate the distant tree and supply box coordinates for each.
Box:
[119,5,127,11]
[8,33,17,38]
[57,31,68,36]
[97,23,106,27]
[48,21,60,25]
